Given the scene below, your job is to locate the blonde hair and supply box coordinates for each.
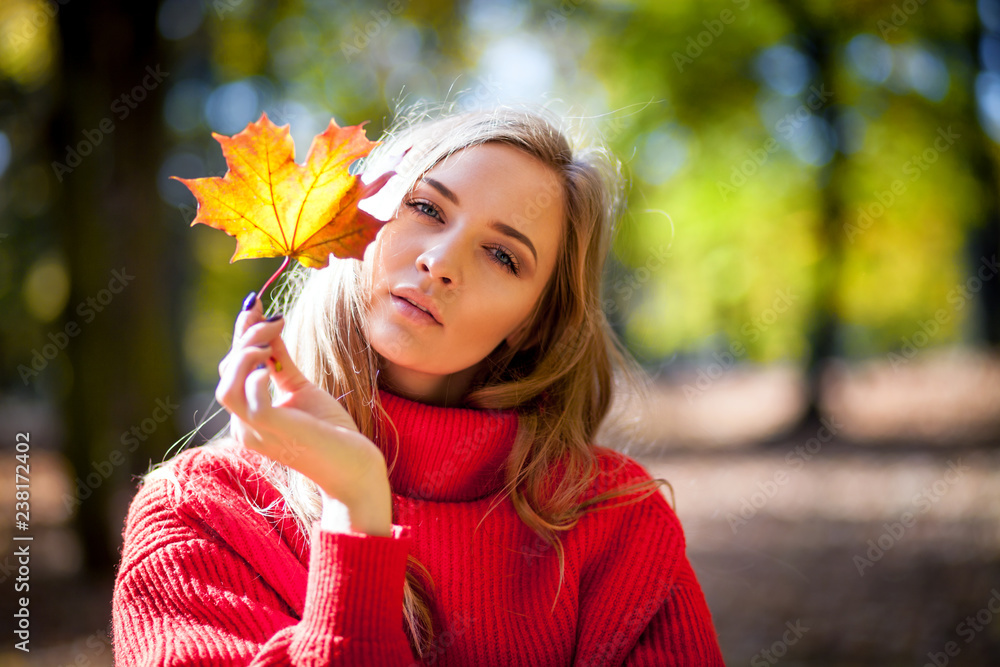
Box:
[153,104,671,660]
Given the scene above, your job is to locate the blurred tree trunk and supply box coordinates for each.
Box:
[769,1,847,439]
[799,34,846,434]
[53,0,180,573]
[962,20,1000,347]
[970,190,1000,347]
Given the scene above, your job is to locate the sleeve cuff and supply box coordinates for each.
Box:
[298,522,413,647]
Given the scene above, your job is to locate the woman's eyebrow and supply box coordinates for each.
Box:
[421,177,538,264]
[489,221,537,264]
[422,177,459,204]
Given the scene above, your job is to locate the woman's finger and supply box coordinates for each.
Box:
[236,316,285,350]
[219,293,264,379]
[234,291,264,340]
[239,373,313,467]
[231,314,313,402]
[261,328,314,397]
[216,345,273,416]
[220,319,280,378]
[246,364,273,419]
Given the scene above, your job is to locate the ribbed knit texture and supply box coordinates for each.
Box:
[112,388,724,666]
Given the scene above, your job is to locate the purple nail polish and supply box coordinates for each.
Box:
[242,292,257,311]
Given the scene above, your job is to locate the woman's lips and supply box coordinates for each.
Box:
[390,294,441,325]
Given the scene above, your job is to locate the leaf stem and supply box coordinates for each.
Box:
[258,255,291,374]
[258,256,291,298]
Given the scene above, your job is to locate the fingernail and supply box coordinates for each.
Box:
[265,312,283,322]
[254,363,266,371]
[242,291,257,311]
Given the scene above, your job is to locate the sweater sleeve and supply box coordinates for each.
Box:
[112,467,418,665]
[620,557,725,666]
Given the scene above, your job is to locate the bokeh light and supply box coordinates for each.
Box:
[0,0,57,88]
[477,35,556,103]
[157,0,204,41]
[755,44,813,96]
[896,43,950,102]
[846,34,893,84]
[204,79,261,134]
[22,252,70,322]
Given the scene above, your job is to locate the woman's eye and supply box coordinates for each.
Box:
[487,244,520,276]
[406,200,441,220]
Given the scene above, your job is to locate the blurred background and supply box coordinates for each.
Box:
[1,0,999,664]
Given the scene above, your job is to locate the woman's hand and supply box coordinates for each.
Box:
[215,293,392,536]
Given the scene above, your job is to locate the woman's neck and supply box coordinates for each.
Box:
[377,359,481,407]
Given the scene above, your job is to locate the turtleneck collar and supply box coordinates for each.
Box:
[374,388,520,502]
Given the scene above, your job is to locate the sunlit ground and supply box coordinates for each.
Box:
[1,346,998,665]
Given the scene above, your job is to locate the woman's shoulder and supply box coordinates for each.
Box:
[563,446,688,575]
[589,445,656,479]
[115,440,312,597]
[586,446,671,502]
[122,440,277,541]
[139,439,268,501]
[575,445,683,534]
[117,440,297,572]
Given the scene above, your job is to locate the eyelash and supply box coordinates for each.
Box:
[404,199,522,277]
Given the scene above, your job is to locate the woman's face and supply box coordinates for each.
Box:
[364,143,565,405]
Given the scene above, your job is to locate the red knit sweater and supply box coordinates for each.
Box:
[112,389,724,665]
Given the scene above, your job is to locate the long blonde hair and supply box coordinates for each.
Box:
[156,104,671,660]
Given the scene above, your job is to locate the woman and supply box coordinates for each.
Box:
[112,106,725,666]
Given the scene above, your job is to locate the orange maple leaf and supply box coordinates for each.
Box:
[173,112,391,269]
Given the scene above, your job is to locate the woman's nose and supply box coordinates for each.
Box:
[416,241,460,285]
